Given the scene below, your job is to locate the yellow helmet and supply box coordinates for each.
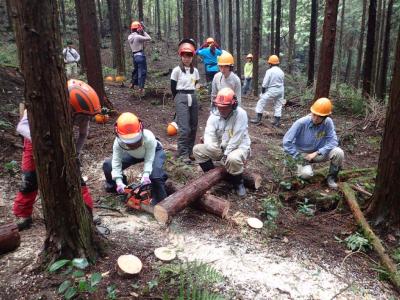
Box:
[217,50,234,66]
[310,98,333,116]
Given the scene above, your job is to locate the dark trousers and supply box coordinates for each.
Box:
[103,143,168,204]
[175,93,198,158]
[131,54,147,88]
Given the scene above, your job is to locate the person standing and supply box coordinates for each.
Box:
[250,55,284,127]
[62,41,80,78]
[196,37,222,92]
[211,51,242,106]
[170,39,200,164]
[128,21,151,94]
[242,54,253,95]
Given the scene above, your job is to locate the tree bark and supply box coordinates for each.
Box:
[124,0,132,29]
[376,0,393,100]
[274,0,281,55]
[7,0,24,69]
[362,0,377,97]
[307,0,318,87]
[270,0,275,55]
[206,0,210,37]
[252,0,262,96]
[177,0,182,40]
[314,0,339,100]
[0,223,20,255]
[138,0,143,21]
[354,0,367,88]
[60,0,66,32]
[107,0,125,76]
[228,0,233,54]
[154,167,228,223]
[198,0,203,45]
[235,0,241,79]
[75,0,111,108]
[371,0,383,96]
[213,0,221,44]
[367,25,400,226]
[287,0,297,74]
[96,0,106,38]
[344,48,353,83]
[14,0,100,262]
[74,1,86,73]
[335,0,346,88]
[156,0,161,39]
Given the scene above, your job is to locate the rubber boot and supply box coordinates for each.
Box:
[272,116,281,128]
[231,174,246,197]
[250,113,263,125]
[150,178,168,206]
[199,160,215,173]
[327,164,341,189]
[17,216,32,231]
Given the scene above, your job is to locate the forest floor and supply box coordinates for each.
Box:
[0,39,398,299]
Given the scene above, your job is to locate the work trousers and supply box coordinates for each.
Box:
[131,53,147,89]
[303,147,345,167]
[66,62,78,79]
[242,78,252,95]
[255,89,284,117]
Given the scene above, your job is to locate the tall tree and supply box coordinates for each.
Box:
[362,0,377,97]
[206,0,210,37]
[371,0,383,95]
[177,0,182,40]
[198,0,204,44]
[213,0,221,43]
[252,0,261,96]
[314,0,339,100]
[344,48,353,83]
[287,0,297,74]
[270,0,275,55]
[335,0,346,87]
[376,0,393,100]
[125,0,132,29]
[367,26,400,227]
[60,0,66,32]
[307,0,318,87]
[183,0,197,40]
[235,0,241,79]
[75,0,111,108]
[74,2,86,73]
[107,0,125,76]
[228,0,233,54]
[96,0,106,38]
[156,0,161,39]
[354,0,368,88]
[14,0,100,263]
[138,0,143,21]
[274,0,281,55]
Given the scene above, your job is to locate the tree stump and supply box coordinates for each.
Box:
[116,254,142,278]
[0,223,21,255]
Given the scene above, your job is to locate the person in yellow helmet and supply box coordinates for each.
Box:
[242,54,253,95]
[251,54,284,127]
[282,98,344,189]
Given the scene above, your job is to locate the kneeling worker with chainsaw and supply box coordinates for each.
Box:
[282,97,344,189]
[103,112,168,205]
[193,87,251,197]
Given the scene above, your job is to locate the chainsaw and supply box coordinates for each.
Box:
[123,182,154,214]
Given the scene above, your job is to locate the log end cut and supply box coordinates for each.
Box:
[116,254,142,278]
[153,205,169,224]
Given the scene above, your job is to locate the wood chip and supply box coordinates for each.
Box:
[154,247,176,262]
[247,217,263,229]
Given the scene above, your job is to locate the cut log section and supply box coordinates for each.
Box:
[154,167,228,223]
[154,247,176,262]
[116,254,142,278]
[247,217,264,229]
[0,223,21,255]
[192,193,230,219]
[242,171,262,190]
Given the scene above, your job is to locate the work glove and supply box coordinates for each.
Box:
[141,176,151,185]
[296,164,314,179]
[116,182,126,194]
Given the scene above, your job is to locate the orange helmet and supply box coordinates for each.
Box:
[67,79,101,116]
[206,37,215,45]
[214,88,237,108]
[167,122,178,136]
[310,98,333,116]
[178,38,196,56]
[267,55,280,65]
[218,51,234,66]
[130,21,142,31]
[115,112,143,144]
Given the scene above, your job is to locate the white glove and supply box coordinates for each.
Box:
[297,164,314,179]
[116,182,126,194]
[141,176,151,185]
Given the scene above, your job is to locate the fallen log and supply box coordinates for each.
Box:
[242,171,262,190]
[341,183,400,292]
[154,167,228,223]
[0,223,21,255]
[165,181,230,219]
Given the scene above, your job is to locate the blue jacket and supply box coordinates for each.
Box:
[196,47,222,73]
[283,115,338,158]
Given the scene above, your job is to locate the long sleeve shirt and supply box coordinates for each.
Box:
[128,31,151,53]
[244,62,253,79]
[283,115,338,158]
[62,47,80,63]
[211,72,242,105]
[196,47,222,73]
[17,110,89,154]
[204,107,251,155]
[261,66,284,97]
[111,129,157,184]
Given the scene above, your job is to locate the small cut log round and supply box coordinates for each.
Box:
[116,255,142,278]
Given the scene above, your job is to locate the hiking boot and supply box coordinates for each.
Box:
[231,174,246,197]
[199,160,215,173]
[327,164,341,189]
[250,113,263,125]
[272,116,281,128]
[16,216,32,231]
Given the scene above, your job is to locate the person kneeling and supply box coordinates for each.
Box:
[193,88,251,197]
[282,97,344,189]
[103,112,168,205]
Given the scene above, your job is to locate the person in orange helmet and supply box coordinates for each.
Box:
[283,98,344,189]
[196,37,222,92]
[13,79,100,230]
[102,112,168,205]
